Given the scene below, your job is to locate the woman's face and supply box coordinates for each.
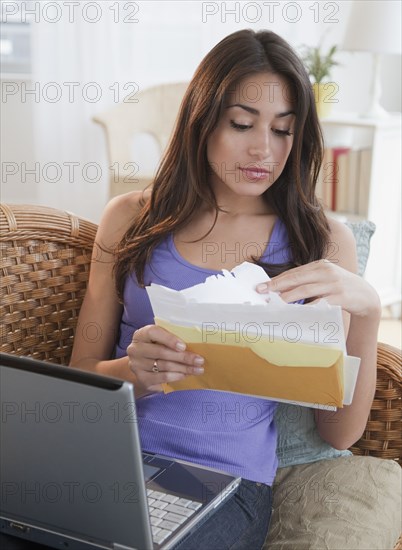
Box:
[207,72,295,199]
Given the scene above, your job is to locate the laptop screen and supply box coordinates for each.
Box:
[1,353,241,550]
[1,353,154,549]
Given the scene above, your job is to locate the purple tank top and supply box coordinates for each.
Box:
[115,217,292,484]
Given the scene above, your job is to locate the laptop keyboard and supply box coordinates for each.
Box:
[147,489,202,545]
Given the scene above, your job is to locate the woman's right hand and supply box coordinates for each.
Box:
[127,325,205,394]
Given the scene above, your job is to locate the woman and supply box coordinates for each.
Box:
[71,29,381,549]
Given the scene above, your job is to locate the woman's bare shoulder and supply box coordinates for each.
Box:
[97,189,151,245]
[325,215,357,272]
[103,189,151,225]
[326,216,355,244]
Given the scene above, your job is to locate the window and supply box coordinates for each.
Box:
[1,1,33,76]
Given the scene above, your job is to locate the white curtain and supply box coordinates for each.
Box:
[27,0,338,222]
[30,1,138,220]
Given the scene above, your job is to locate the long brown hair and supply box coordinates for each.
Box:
[114,29,329,300]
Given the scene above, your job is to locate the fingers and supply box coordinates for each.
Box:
[127,325,205,394]
[255,260,374,316]
[131,329,204,373]
[132,324,187,352]
[256,260,339,295]
[272,283,330,303]
[130,340,205,373]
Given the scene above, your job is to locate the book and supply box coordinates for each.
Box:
[317,146,372,216]
[334,148,351,212]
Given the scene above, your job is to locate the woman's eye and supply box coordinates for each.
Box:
[230,120,293,136]
[230,120,252,131]
[272,128,293,137]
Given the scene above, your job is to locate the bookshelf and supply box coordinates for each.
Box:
[318,113,402,314]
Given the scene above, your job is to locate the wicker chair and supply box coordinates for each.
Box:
[1,203,401,549]
[0,203,97,365]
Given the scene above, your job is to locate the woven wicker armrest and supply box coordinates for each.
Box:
[0,203,98,364]
[350,342,402,464]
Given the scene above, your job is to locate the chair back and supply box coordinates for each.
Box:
[93,82,189,197]
[0,204,97,365]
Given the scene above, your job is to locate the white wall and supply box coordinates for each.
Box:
[1,0,401,222]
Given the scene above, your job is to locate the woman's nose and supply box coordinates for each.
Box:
[248,131,271,160]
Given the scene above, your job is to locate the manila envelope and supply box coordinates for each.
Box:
[156,318,345,408]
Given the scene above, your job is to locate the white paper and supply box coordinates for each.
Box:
[147,262,346,350]
[146,262,360,408]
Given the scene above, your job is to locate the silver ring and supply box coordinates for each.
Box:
[152,360,159,373]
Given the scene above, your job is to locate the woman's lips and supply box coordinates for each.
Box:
[240,167,271,181]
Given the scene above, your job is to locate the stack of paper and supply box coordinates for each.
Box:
[146,263,360,410]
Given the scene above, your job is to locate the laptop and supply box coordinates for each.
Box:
[0,353,241,550]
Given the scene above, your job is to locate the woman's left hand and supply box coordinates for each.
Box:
[256,259,381,318]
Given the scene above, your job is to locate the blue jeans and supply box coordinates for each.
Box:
[174,479,273,550]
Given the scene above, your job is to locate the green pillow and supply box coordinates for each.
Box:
[275,405,351,468]
[345,220,376,276]
[276,220,376,468]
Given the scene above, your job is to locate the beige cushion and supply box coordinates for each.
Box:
[264,456,401,550]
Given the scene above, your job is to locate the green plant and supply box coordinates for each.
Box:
[301,44,339,84]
